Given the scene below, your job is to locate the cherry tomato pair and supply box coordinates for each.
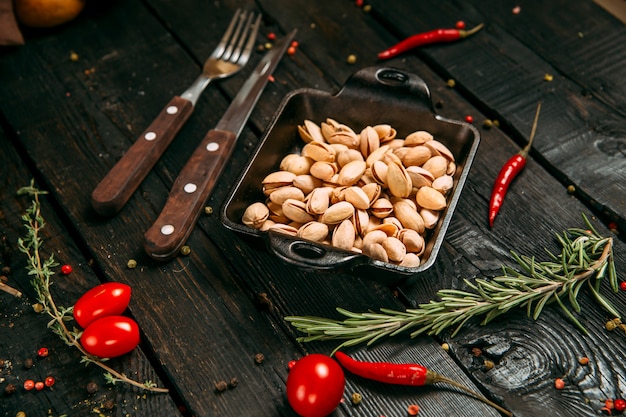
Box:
[73,282,139,358]
[286,354,345,417]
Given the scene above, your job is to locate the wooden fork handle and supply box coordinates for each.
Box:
[91,96,194,216]
[143,128,237,260]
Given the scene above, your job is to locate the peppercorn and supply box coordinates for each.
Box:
[620,282,626,291]
[441,342,450,351]
[465,115,474,124]
[287,46,297,55]
[32,303,44,313]
[254,353,265,364]
[1,266,11,275]
[37,347,49,358]
[127,259,137,269]
[483,359,495,370]
[44,376,55,387]
[347,54,357,64]
[554,377,565,390]
[23,380,35,391]
[267,32,276,41]
[363,4,372,12]
[228,377,238,389]
[483,119,494,129]
[16,412,26,417]
[60,264,73,275]
[351,392,362,405]
[567,184,576,194]
[86,381,99,394]
[446,79,456,88]
[4,383,16,395]
[103,400,115,410]
[34,381,44,391]
[578,357,589,366]
[0,275,7,283]
[455,21,466,30]
[214,380,228,392]
[614,399,626,412]
[23,358,34,369]
[407,404,420,415]
[471,347,482,357]
[264,42,273,50]
[70,51,79,61]
[544,73,554,82]
[179,246,191,256]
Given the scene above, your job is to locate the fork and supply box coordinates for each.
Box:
[91,9,261,216]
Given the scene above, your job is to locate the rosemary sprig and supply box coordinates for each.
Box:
[285,214,621,352]
[17,181,168,393]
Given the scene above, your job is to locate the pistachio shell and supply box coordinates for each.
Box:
[297,221,329,242]
[320,201,355,224]
[361,183,381,205]
[370,197,393,218]
[343,186,370,210]
[360,126,380,157]
[406,166,434,188]
[447,161,457,176]
[352,209,370,236]
[282,199,315,223]
[280,154,314,175]
[328,129,360,148]
[363,242,389,263]
[386,160,412,198]
[302,141,336,162]
[269,224,299,236]
[398,229,425,254]
[262,171,296,195]
[393,200,425,233]
[422,155,448,178]
[405,130,433,146]
[402,146,432,167]
[242,202,270,229]
[259,219,276,232]
[332,219,356,250]
[309,161,338,181]
[268,186,305,205]
[362,229,388,247]
[337,149,364,168]
[399,253,421,267]
[365,144,391,167]
[298,120,324,143]
[420,208,440,229]
[337,160,367,186]
[371,161,388,186]
[373,124,397,142]
[416,186,447,210]
[293,174,322,195]
[382,236,406,263]
[424,139,455,161]
[432,175,454,194]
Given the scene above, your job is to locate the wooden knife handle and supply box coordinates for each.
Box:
[143,128,237,260]
[91,96,194,216]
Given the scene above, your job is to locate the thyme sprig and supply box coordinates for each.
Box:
[286,214,621,352]
[17,181,168,393]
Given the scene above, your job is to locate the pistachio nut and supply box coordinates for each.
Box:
[371,160,388,186]
[309,161,338,181]
[382,236,406,263]
[386,159,412,198]
[370,197,393,219]
[420,208,440,229]
[402,145,432,167]
[343,186,370,210]
[422,155,448,178]
[297,120,324,143]
[280,154,314,175]
[359,126,380,157]
[373,124,397,142]
[262,171,296,195]
[362,242,389,263]
[352,208,370,236]
[332,219,356,250]
[337,160,367,186]
[416,186,446,211]
[293,174,322,195]
[399,253,421,267]
[405,130,433,146]
[328,129,360,148]
[424,139,455,161]
[268,186,305,205]
[242,202,270,229]
[365,144,391,167]
[297,221,329,242]
[306,187,332,215]
[362,229,387,247]
[398,229,425,254]
[432,175,453,194]
[393,200,425,233]
[337,149,364,168]
[361,182,381,204]
[282,199,315,224]
[406,166,435,188]
[320,201,355,224]
[302,141,336,162]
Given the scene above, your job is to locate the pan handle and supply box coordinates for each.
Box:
[267,231,366,271]
[336,67,433,112]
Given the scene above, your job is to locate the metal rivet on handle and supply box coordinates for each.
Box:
[206,142,219,152]
[144,132,157,141]
[184,183,197,193]
[161,225,175,235]
[166,106,179,115]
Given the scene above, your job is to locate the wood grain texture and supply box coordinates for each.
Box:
[0,0,624,416]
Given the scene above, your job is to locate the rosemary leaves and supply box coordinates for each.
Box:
[286,214,621,351]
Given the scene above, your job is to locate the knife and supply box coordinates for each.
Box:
[144,29,297,260]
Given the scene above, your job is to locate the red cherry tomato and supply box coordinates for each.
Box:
[80,316,140,358]
[73,282,131,328]
[286,354,345,417]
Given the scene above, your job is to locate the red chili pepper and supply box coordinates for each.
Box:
[488,102,542,228]
[333,351,512,416]
[378,23,484,60]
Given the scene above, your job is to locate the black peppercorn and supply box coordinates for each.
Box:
[214,380,228,392]
[4,383,17,395]
[23,358,34,369]
[86,381,99,394]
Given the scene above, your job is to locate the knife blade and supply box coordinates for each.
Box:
[143,29,297,260]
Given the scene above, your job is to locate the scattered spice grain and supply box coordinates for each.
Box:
[351,392,362,405]
[86,381,99,394]
[228,377,239,389]
[23,358,34,369]
[214,380,228,392]
[254,353,265,364]
[127,259,137,269]
[4,383,16,395]
[578,357,589,366]
[347,54,357,64]
[554,378,565,390]
[407,404,420,415]
[179,246,191,256]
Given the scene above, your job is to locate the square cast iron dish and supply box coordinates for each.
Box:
[221,67,479,284]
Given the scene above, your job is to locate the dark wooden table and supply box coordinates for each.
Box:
[1,1,625,416]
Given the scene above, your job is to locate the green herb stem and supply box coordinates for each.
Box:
[286,214,620,352]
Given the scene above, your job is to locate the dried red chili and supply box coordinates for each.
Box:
[333,352,512,416]
[488,102,542,228]
[378,23,484,60]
